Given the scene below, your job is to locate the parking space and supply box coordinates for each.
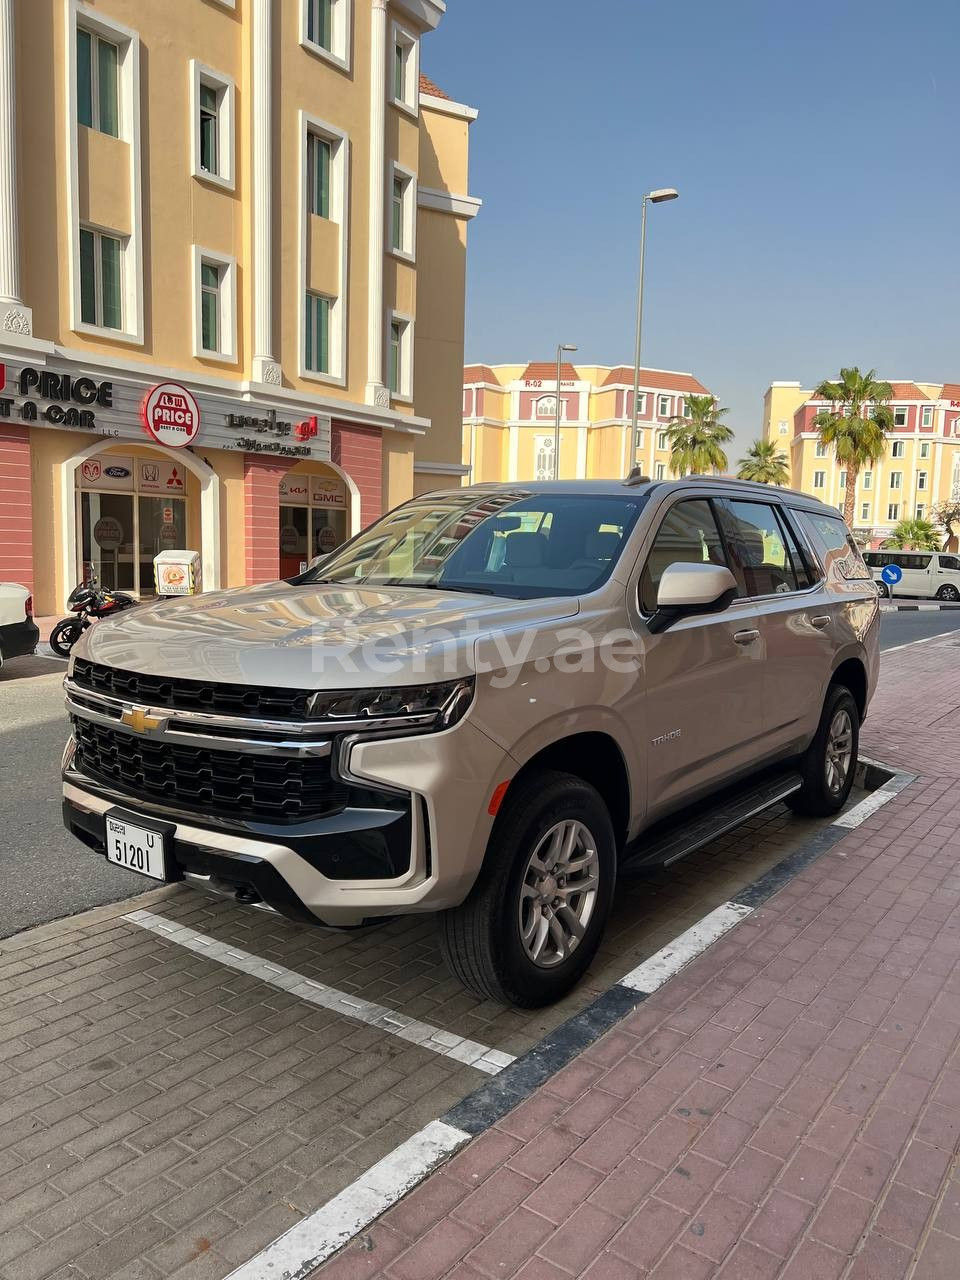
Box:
[0,792,860,1280]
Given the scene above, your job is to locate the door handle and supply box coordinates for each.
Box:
[811,615,831,630]
[733,629,760,645]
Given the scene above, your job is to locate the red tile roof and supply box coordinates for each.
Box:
[941,383,960,400]
[463,364,498,384]
[419,73,451,101]
[520,362,580,382]
[888,382,929,401]
[601,367,710,394]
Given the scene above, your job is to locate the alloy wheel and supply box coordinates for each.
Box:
[518,820,599,968]
[825,708,854,795]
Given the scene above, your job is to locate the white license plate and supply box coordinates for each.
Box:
[105,816,167,881]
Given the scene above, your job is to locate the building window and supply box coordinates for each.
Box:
[302,0,350,68]
[813,471,825,489]
[839,471,847,489]
[305,293,332,375]
[192,248,236,361]
[190,63,235,188]
[77,28,119,137]
[307,134,331,218]
[778,420,788,434]
[863,471,873,490]
[200,263,220,352]
[888,503,900,521]
[633,393,646,417]
[79,227,122,330]
[917,471,928,491]
[891,439,905,458]
[917,504,926,519]
[392,24,419,113]
[890,471,902,489]
[657,394,670,418]
[681,399,692,418]
[388,315,413,398]
[922,405,933,428]
[920,441,931,459]
[389,165,416,259]
[634,428,644,449]
[815,441,827,458]
[655,462,665,480]
[657,431,668,451]
[893,407,908,428]
[861,502,870,522]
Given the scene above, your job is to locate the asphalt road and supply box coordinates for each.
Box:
[1,605,958,940]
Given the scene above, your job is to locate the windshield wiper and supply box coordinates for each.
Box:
[378,579,498,596]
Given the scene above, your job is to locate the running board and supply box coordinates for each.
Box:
[620,769,803,874]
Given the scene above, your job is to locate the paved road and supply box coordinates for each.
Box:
[1,604,958,939]
[0,653,147,939]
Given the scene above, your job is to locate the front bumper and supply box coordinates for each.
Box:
[0,618,39,661]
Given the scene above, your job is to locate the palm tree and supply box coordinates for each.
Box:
[666,395,734,476]
[737,439,790,486]
[883,517,940,551]
[814,367,893,528]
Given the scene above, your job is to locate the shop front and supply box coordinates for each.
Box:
[0,349,382,615]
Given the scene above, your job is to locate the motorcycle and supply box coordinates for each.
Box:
[49,577,139,658]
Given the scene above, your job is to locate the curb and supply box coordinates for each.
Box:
[880,602,960,612]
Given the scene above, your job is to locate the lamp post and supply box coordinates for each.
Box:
[554,342,577,479]
[630,189,679,466]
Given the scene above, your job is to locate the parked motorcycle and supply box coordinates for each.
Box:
[49,578,138,658]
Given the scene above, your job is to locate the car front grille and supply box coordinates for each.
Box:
[71,658,313,721]
[72,717,348,824]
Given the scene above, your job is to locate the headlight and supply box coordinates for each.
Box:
[306,677,475,731]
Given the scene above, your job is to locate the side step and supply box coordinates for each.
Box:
[620,769,803,875]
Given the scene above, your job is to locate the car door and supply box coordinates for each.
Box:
[633,495,766,820]
[714,497,833,761]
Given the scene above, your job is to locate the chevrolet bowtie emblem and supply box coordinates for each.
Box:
[120,706,166,734]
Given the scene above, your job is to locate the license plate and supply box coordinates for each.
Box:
[105,816,167,881]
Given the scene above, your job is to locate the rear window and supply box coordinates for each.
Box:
[796,511,871,581]
[940,555,960,571]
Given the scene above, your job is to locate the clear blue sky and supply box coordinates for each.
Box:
[425,0,960,455]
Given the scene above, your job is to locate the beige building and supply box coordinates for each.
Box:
[0,0,479,613]
[762,380,960,546]
[462,362,713,484]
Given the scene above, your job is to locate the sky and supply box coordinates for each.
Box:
[424,0,960,458]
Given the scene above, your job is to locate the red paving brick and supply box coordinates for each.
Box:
[315,638,960,1278]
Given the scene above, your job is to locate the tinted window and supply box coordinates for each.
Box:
[299,490,647,600]
[939,556,960,571]
[640,499,730,614]
[717,500,810,596]
[797,511,871,580]
[862,552,881,567]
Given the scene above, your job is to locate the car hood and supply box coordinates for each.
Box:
[77,581,580,690]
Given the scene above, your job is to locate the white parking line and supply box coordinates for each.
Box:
[225,1119,470,1280]
[126,909,515,1076]
[619,902,754,994]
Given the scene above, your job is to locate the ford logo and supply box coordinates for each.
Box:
[104,466,131,478]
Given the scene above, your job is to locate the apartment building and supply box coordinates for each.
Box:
[763,380,960,546]
[462,362,714,483]
[0,0,479,612]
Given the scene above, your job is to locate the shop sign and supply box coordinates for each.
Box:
[311,476,346,508]
[93,516,124,550]
[78,456,134,492]
[280,524,301,553]
[142,383,201,448]
[279,477,310,502]
[226,410,317,459]
[0,362,113,430]
[139,460,185,492]
[317,526,337,553]
[158,525,178,548]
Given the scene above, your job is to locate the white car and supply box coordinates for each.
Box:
[0,582,39,668]
[863,550,960,602]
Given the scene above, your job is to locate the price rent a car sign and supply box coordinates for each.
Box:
[141,383,201,448]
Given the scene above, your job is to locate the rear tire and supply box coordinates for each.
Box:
[787,685,859,817]
[937,584,960,603]
[49,619,83,659]
[439,769,616,1007]
[876,581,889,598]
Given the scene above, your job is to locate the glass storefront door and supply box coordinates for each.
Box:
[278,472,350,578]
[80,492,136,591]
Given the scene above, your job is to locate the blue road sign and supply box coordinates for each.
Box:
[882,564,903,586]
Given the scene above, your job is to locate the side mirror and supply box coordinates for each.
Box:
[648,562,738,633]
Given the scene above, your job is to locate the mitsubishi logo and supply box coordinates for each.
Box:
[120,705,167,734]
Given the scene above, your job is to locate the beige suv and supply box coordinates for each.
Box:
[62,478,879,1006]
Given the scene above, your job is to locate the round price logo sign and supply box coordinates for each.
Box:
[141,382,201,448]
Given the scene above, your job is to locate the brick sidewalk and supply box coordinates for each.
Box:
[315,637,960,1280]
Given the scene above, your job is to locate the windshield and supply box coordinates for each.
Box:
[296,489,648,599]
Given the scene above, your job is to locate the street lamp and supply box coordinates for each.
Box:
[631,189,679,464]
[554,343,577,479]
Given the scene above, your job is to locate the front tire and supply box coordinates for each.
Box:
[937,584,960,603]
[787,685,859,817]
[439,769,616,1007]
[876,580,889,598]
[49,619,83,658]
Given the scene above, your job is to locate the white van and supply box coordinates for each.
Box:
[863,550,960,601]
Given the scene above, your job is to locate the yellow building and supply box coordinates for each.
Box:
[0,0,479,613]
[762,379,960,545]
[462,362,714,484]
